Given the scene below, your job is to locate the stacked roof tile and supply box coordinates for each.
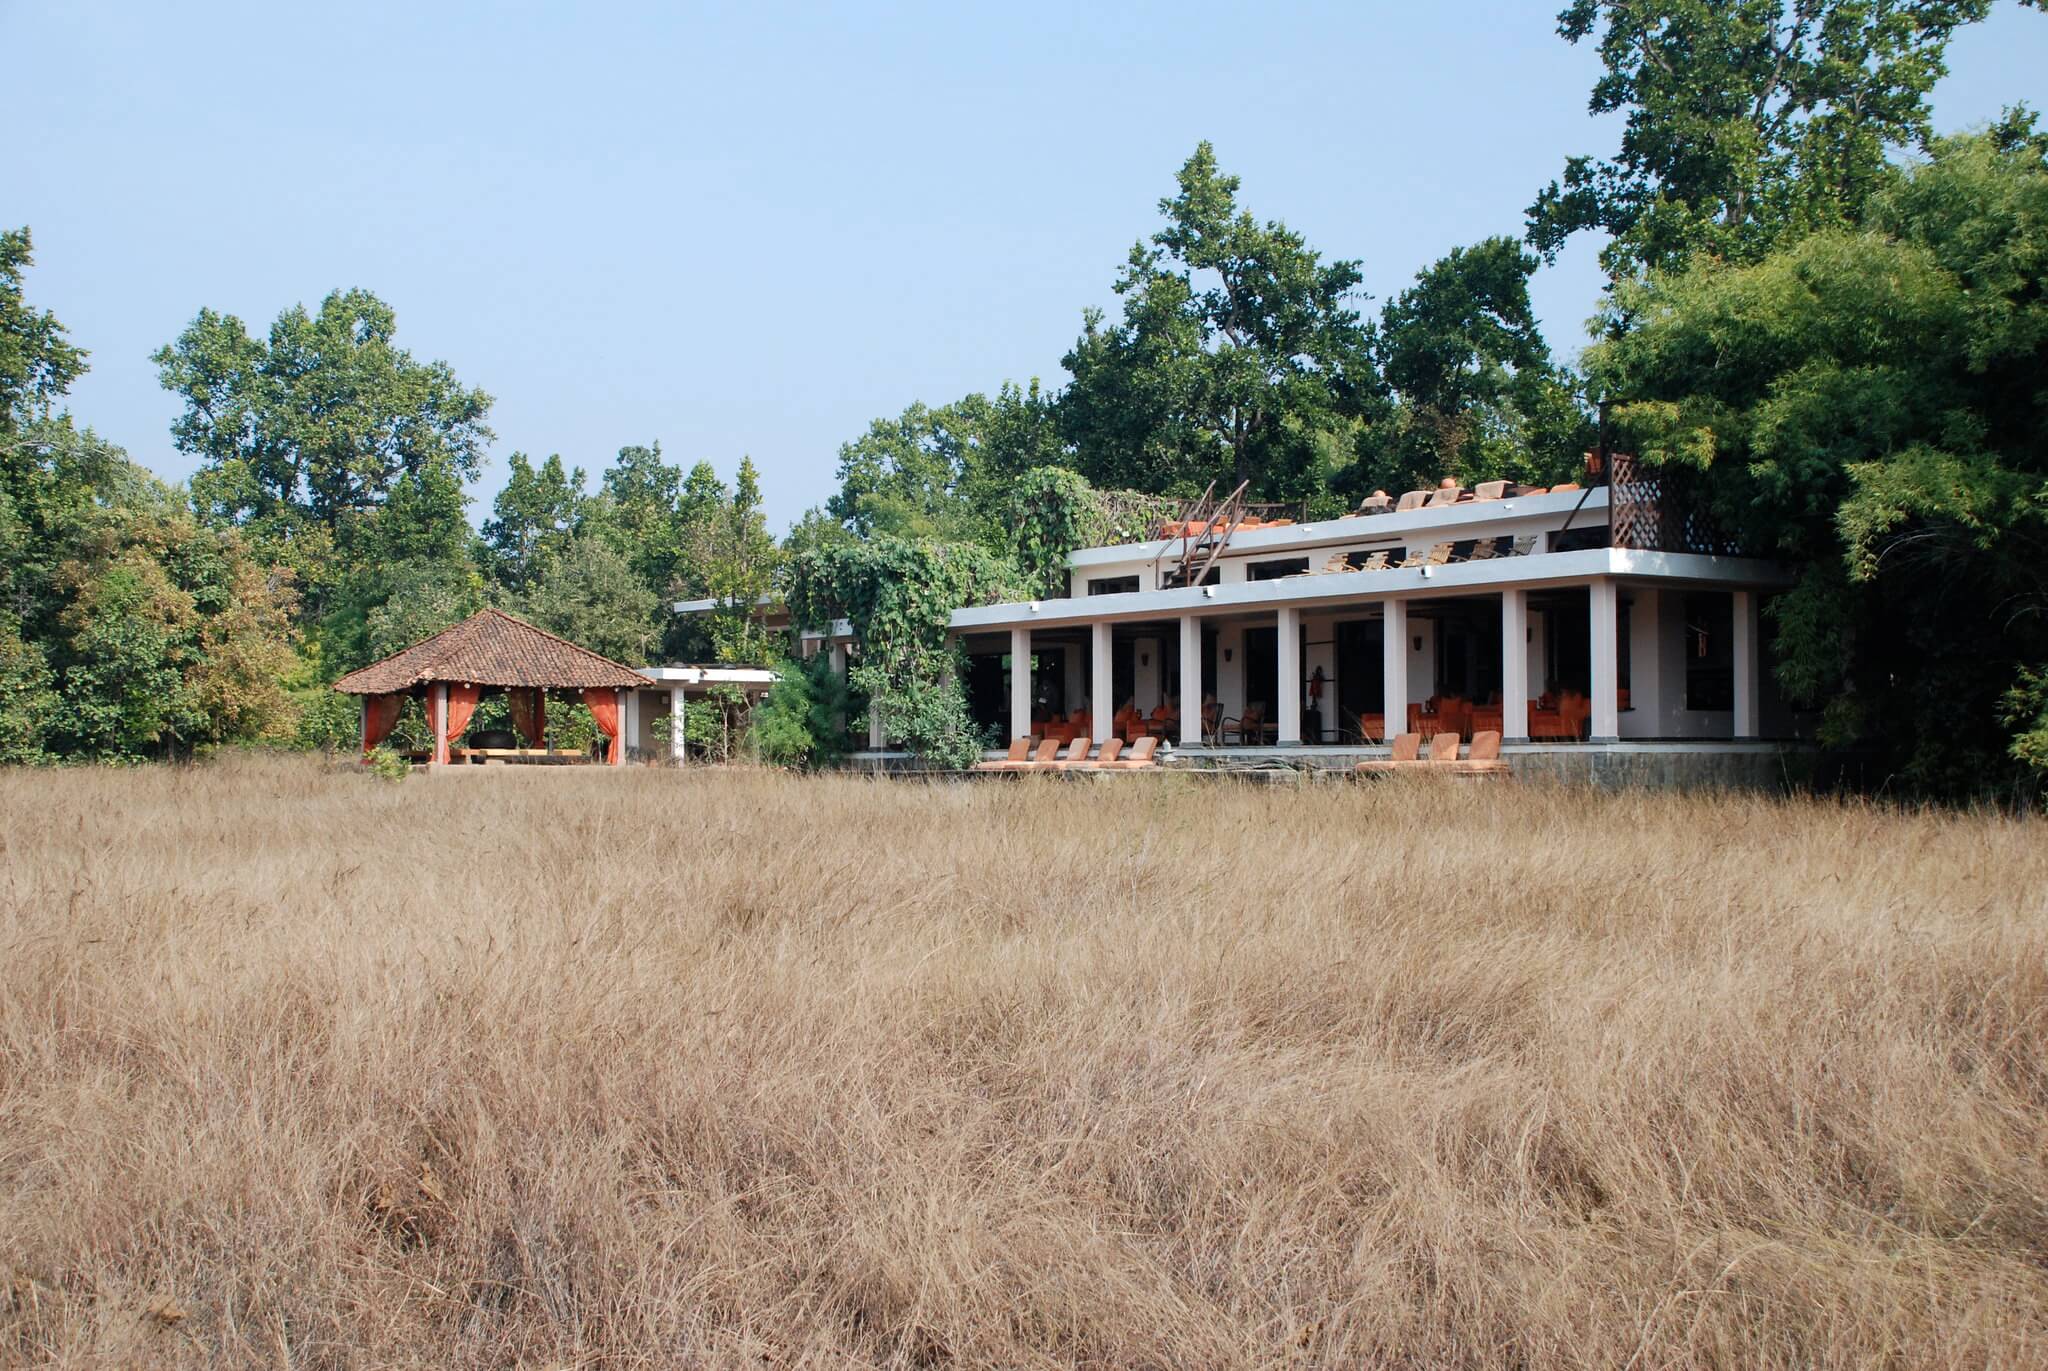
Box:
[332,608,650,694]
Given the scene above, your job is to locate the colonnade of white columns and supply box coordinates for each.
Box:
[991,577,1763,752]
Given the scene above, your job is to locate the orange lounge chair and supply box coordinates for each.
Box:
[1062,737,1123,770]
[1354,732,1424,773]
[1100,735,1160,770]
[1450,730,1510,777]
[972,738,1033,772]
[1425,732,1462,765]
[1033,736,1092,771]
[1007,737,1063,771]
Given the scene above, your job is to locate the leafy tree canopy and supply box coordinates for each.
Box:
[1061,143,1379,499]
[1530,0,2014,278]
[155,289,493,602]
[1363,237,1593,493]
[1587,131,2048,792]
[0,228,87,430]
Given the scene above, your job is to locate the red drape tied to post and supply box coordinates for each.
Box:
[582,687,622,765]
[508,688,546,747]
[443,684,481,749]
[361,693,403,756]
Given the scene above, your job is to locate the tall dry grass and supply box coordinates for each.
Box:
[1,755,2044,1368]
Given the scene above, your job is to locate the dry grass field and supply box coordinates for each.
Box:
[2,756,2045,1369]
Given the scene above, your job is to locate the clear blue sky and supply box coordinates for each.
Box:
[11,1,2047,532]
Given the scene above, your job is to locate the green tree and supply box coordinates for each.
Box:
[1363,237,1592,493]
[155,289,493,610]
[1587,132,2048,793]
[1060,143,1378,499]
[517,532,661,666]
[750,653,854,768]
[584,441,685,590]
[786,538,1018,769]
[481,451,585,592]
[690,457,782,664]
[1529,0,2010,278]
[0,228,87,430]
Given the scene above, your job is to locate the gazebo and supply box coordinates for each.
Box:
[333,608,651,766]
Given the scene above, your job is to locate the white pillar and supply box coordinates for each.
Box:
[1090,620,1112,743]
[1382,598,1408,741]
[1275,606,1301,745]
[614,687,629,765]
[1179,615,1202,748]
[1502,588,1529,742]
[1732,589,1760,738]
[670,686,686,762]
[1590,580,1620,741]
[1009,627,1032,741]
[868,702,885,751]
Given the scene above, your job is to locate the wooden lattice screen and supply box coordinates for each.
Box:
[1609,453,1743,555]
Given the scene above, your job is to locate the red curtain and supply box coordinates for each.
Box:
[583,687,623,764]
[361,693,403,756]
[444,684,481,750]
[508,688,546,747]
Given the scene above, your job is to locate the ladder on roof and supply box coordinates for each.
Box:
[1153,480,1251,590]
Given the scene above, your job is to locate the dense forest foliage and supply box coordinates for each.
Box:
[3,0,2044,794]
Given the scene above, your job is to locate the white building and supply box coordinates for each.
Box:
[663,469,1802,779]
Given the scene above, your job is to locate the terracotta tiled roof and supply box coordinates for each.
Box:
[332,608,650,694]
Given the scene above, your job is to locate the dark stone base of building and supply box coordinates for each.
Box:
[844,740,1808,790]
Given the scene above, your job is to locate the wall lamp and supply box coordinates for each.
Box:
[1202,585,1218,598]
[1029,601,1040,612]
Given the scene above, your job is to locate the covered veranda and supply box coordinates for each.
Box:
[333,608,651,767]
[949,548,1796,758]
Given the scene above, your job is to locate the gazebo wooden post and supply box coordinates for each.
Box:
[614,687,629,766]
[358,695,370,758]
[431,683,450,766]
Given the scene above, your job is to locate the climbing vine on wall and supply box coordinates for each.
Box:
[786,538,1020,769]
[1008,468,1095,601]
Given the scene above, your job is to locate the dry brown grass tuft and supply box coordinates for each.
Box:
[2,756,2045,1368]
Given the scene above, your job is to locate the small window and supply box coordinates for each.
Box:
[1248,557,1310,581]
[1088,575,1140,596]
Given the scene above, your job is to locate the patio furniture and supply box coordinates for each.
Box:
[1359,550,1390,571]
[1008,737,1064,770]
[1038,736,1093,770]
[1425,481,1463,508]
[1060,737,1123,770]
[1473,480,1509,501]
[973,738,1034,772]
[1220,702,1272,745]
[1351,711,1386,743]
[1395,490,1430,512]
[1451,730,1510,777]
[1354,732,1424,773]
[1398,542,1455,569]
[1101,736,1160,769]
[1358,490,1393,514]
[1426,732,1462,764]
